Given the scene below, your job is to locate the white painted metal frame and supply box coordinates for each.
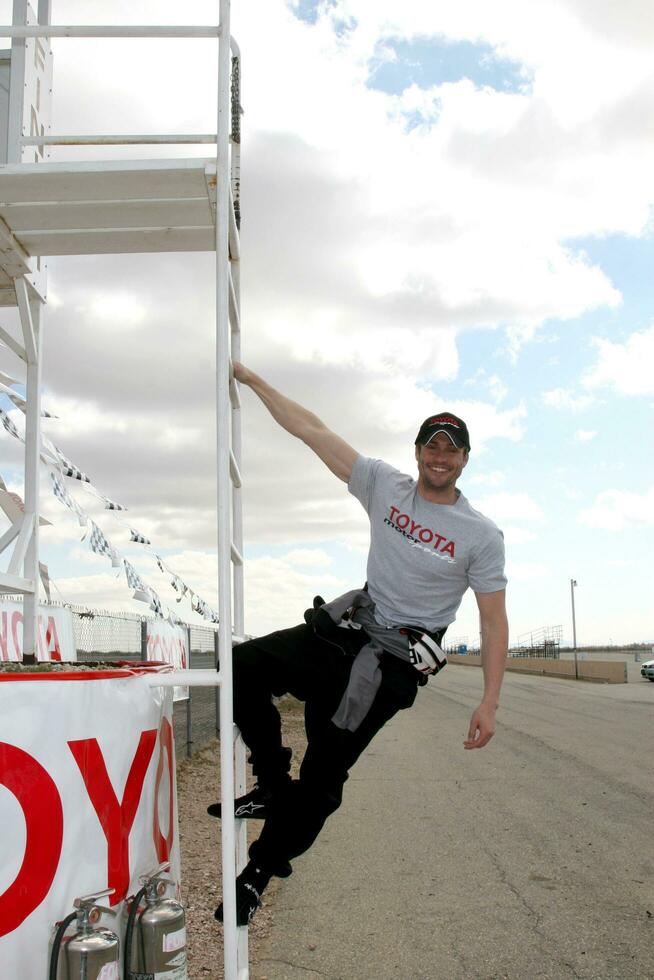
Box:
[0,283,41,608]
[0,0,47,625]
[0,3,248,977]
[215,2,248,975]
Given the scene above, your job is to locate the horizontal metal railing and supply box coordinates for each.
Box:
[0,25,221,38]
[19,134,218,145]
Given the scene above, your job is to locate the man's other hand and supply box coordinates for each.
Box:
[232,361,255,386]
[463,702,496,750]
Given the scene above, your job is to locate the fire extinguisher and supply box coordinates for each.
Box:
[124,863,187,980]
[49,888,119,980]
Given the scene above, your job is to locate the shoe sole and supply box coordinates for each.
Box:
[207,802,269,820]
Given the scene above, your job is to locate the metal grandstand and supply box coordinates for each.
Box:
[511,625,563,659]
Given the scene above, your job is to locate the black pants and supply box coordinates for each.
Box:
[232,621,420,873]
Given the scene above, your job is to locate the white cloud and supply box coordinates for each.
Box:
[487,375,509,403]
[475,492,544,523]
[574,429,597,442]
[273,318,460,380]
[505,560,547,581]
[44,397,130,438]
[282,549,333,568]
[502,526,537,545]
[583,325,654,396]
[464,370,508,403]
[244,555,347,635]
[579,487,654,531]
[33,0,633,350]
[466,470,506,488]
[542,387,595,411]
[54,571,135,609]
[53,546,344,635]
[85,293,148,329]
[447,400,527,454]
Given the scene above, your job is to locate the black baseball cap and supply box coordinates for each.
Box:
[415,412,470,451]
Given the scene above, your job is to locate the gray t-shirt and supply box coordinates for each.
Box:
[348,456,507,631]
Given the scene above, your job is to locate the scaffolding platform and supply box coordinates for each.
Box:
[0,159,218,300]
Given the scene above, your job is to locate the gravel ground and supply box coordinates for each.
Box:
[177,696,307,980]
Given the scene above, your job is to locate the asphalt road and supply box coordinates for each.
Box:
[254,667,654,980]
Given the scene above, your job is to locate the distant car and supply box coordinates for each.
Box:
[641,659,654,681]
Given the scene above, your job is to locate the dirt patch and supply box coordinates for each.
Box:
[177,696,307,979]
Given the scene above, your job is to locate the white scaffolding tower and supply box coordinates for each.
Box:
[0,2,248,977]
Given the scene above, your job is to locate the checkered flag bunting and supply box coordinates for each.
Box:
[39,562,51,601]
[2,392,221,621]
[150,592,164,617]
[50,472,89,528]
[0,409,22,441]
[89,521,114,560]
[50,471,72,507]
[124,559,146,593]
[56,448,90,482]
[104,496,127,511]
[40,436,59,467]
[171,575,188,600]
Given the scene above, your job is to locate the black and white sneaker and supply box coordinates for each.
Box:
[215,861,272,927]
[207,784,273,821]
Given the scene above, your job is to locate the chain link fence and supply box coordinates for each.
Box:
[67,604,220,760]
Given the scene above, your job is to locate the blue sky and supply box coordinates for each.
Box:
[0,0,652,646]
[368,37,530,100]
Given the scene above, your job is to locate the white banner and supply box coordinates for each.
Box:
[147,620,189,702]
[0,601,76,662]
[0,668,181,980]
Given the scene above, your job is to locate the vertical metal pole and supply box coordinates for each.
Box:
[571,579,578,679]
[140,618,148,662]
[21,293,42,664]
[230,49,244,657]
[186,689,193,760]
[229,43,249,973]
[7,0,28,165]
[219,630,220,736]
[216,3,239,977]
[9,3,31,656]
[186,626,193,758]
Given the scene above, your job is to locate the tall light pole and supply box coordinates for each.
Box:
[570,578,578,679]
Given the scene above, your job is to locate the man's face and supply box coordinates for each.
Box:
[415,433,468,494]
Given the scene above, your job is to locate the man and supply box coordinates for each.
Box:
[213,362,508,926]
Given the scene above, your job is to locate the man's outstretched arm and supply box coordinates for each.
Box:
[234,362,359,482]
[464,589,508,750]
